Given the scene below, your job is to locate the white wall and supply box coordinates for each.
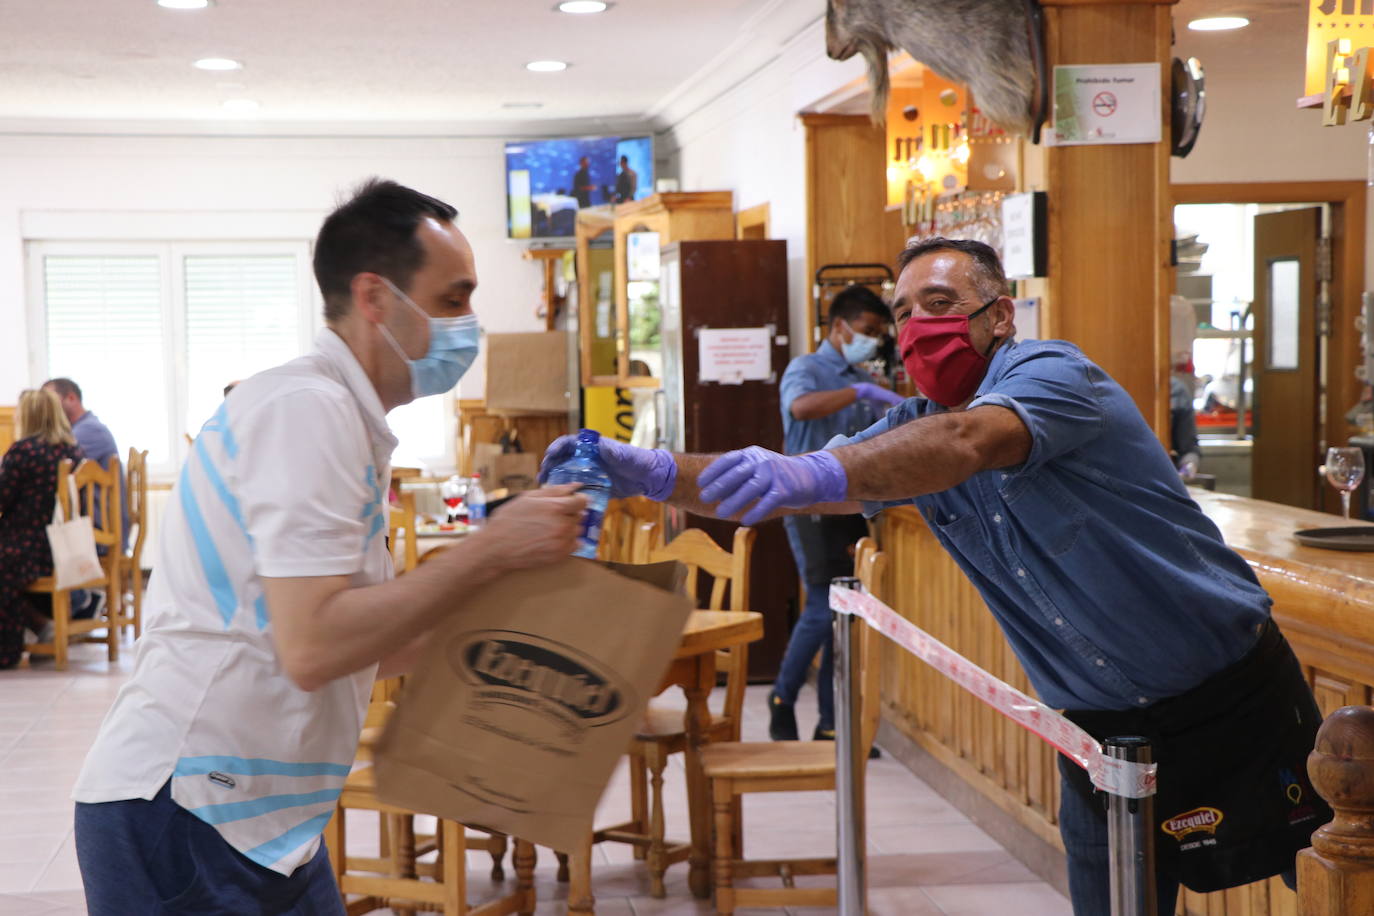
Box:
[0,131,552,402]
[657,17,867,354]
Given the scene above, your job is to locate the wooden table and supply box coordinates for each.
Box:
[565,609,763,914]
[664,610,764,900]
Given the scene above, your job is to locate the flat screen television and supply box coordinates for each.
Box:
[505,134,654,240]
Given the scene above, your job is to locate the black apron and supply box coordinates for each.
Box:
[787,514,870,586]
[1059,619,1331,893]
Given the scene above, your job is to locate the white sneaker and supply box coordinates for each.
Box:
[23,628,37,646]
[37,621,55,644]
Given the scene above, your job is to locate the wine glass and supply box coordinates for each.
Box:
[439,475,466,524]
[1325,447,1366,521]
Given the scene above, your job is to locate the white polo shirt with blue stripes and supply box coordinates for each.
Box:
[73,328,397,876]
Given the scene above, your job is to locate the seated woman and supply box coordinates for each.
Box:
[0,388,84,668]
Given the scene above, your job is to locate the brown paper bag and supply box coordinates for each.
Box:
[374,558,692,853]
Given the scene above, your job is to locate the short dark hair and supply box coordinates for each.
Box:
[313,178,459,322]
[896,237,1010,301]
[827,284,891,327]
[43,377,82,402]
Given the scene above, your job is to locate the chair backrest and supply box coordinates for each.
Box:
[388,489,419,573]
[69,456,122,551]
[647,525,756,736]
[364,675,404,729]
[598,496,666,563]
[646,527,754,611]
[854,537,886,756]
[125,447,149,562]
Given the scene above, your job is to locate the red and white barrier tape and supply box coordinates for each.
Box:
[830,585,1158,799]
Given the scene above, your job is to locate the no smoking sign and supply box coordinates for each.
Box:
[1092,91,1118,117]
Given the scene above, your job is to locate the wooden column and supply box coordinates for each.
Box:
[1299,705,1374,915]
[801,113,889,351]
[1042,0,1174,436]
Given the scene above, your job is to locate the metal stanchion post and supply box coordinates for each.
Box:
[1105,736,1156,916]
[832,576,866,916]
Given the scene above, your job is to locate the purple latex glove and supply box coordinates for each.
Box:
[539,435,678,501]
[851,382,904,407]
[697,446,848,526]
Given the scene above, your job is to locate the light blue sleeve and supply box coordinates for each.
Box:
[778,358,819,420]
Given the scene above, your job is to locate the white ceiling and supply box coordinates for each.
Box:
[0,0,823,131]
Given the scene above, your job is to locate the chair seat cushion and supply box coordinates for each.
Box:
[700,741,837,779]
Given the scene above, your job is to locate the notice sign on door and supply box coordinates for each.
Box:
[1050,63,1161,145]
[698,327,772,384]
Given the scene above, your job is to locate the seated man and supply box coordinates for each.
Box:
[43,377,127,614]
[543,237,1331,915]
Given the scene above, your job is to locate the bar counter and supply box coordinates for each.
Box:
[875,490,1374,916]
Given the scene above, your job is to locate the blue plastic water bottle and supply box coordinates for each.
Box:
[545,429,613,559]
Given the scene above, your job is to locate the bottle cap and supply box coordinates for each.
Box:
[577,428,601,444]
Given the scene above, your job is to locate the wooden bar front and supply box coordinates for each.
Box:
[877,491,1374,915]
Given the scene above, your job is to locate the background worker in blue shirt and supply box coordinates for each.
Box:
[770,285,901,741]
[543,237,1330,915]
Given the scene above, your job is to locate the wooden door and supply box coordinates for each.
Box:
[666,239,796,679]
[1252,207,1322,509]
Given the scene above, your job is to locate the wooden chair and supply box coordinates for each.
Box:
[325,766,537,916]
[343,677,511,914]
[701,538,885,915]
[597,495,666,563]
[388,489,419,574]
[118,447,149,640]
[26,457,125,670]
[567,524,756,905]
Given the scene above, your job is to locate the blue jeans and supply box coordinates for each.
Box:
[1057,755,1180,916]
[775,514,866,727]
[75,781,344,915]
[774,576,836,727]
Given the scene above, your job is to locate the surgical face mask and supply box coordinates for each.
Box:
[378,278,481,399]
[840,321,881,364]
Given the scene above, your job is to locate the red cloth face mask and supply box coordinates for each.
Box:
[898,298,999,407]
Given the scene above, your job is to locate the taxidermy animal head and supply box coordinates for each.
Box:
[825,0,1035,135]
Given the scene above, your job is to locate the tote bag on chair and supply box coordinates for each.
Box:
[46,475,102,589]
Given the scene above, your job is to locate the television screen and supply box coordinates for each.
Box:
[505,135,654,239]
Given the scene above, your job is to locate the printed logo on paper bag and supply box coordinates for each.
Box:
[450,630,635,747]
[1162,807,1224,851]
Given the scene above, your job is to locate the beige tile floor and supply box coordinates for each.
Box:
[0,642,1071,915]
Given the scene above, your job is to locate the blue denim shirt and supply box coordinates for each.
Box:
[780,341,882,456]
[837,338,1271,711]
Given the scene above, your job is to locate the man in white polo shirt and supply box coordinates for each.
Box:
[71,179,585,914]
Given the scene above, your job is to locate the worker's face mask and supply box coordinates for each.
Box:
[840,321,881,364]
[378,278,481,399]
[898,297,999,408]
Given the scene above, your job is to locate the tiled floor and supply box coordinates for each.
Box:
[0,642,1070,915]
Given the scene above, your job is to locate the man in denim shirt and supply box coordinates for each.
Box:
[542,237,1329,914]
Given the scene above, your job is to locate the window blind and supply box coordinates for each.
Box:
[183,254,302,434]
[43,255,169,466]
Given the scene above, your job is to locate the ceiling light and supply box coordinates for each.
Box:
[157,0,211,8]
[222,98,259,113]
[558,1,608,12]
[194,57,242,71]
[526,60,568,72]
[1187,16,1249,31]
[502,102,545,109]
